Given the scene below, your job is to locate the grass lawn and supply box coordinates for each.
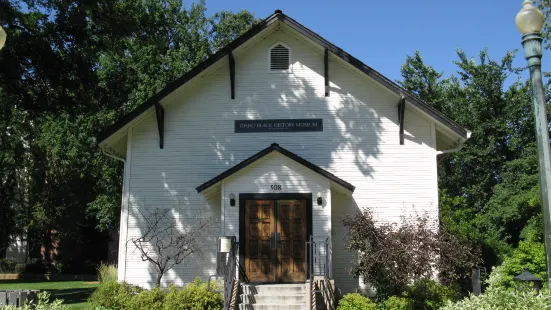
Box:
[0,281,98,310]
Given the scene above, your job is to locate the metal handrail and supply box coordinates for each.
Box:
[208,237,239,310]
[223,238,239,310]
[307,236,333,310]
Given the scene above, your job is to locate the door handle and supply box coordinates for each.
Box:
[275,232,281,249]
[270,232,282,249]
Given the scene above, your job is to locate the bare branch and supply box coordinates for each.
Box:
[130,204,216,287]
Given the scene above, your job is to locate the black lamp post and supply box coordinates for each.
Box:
[514,267,543,290]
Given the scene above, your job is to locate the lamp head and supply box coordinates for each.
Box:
[516,0,545,34]
[0,26,6,50]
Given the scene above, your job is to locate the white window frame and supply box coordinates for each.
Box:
[268,41,292,73]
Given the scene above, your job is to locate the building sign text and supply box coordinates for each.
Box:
[235,119,323,133]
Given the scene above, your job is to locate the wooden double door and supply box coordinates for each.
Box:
[244,199,307,283]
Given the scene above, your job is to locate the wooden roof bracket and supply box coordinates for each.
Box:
[229,50,235,99]
[155,102,165,149]
[398,96,406,145]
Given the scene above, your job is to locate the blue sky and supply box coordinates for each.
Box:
[204,0,547,85]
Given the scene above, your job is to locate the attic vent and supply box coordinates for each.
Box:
[270,43,290,71]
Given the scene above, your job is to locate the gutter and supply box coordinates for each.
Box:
[101,146,126,164]
[436,131,472,160]
[93,136,126,163]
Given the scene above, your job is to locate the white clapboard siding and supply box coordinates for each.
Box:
[122,26,438,291]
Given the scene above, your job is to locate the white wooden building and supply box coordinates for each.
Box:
[98,10,469,299]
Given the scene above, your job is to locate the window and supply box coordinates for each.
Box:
[269,43,291,72]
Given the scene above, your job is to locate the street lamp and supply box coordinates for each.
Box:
[514,267,543,291]
[516,0,551,289]
[0,26,6,50]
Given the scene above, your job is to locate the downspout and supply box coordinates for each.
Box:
[100,145,127,281]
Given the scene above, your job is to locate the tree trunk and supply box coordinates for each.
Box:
[155,272,163,288]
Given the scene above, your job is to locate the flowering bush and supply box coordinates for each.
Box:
[441,287,551,310]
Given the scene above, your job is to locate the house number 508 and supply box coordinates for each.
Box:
[270,184,282,191]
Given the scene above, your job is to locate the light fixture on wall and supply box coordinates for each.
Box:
[229,193,235,207]
[317,194,323,206]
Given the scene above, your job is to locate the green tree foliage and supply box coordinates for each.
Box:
[399,49,545,266]
[0,0,255,260]
[486,239,546,289]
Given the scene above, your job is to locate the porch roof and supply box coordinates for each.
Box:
[195,143,355,193]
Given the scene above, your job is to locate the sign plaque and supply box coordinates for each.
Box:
[235,119,323,133]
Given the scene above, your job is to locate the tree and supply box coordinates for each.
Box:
[399,49,543,266]
[131,207,215,288]
[0,0,255,262]
[537,0,551,50]
[342,209,481,299]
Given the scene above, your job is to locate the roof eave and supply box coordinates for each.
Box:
[196,143,355,193]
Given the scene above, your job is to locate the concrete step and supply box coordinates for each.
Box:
[239,294,306,304]
[240,284,306,295]
[238,304,306,310]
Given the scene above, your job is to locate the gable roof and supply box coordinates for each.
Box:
[97,10,469,144]
[195,143,355,193]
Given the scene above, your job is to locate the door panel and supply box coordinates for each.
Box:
[245,200,275,282]
[244,198,307,283]
[277,200,307,282]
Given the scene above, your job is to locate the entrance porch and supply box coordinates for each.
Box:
[196,143,354,285]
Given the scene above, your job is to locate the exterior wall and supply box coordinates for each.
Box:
[120,26,438,291]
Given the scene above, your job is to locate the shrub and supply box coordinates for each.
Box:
[15,263,25,274]
[486,240,546,289]
[88,281,142,310]
[97,263,118,283]
[402,278,460,310]
[336,293,377,310]
[2,291,67,310]
[89,278,222,310]
[381,296,413,310]
[440,287,551,310]
[126,288,166,310]
[59,259,97,274]
[162,278,223,310]
[342,209,481,298]
[24,258,46,274]
[0,258,16,273]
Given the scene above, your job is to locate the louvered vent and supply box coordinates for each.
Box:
[270,44,290,71]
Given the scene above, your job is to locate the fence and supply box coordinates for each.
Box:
[0,290,39,307]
